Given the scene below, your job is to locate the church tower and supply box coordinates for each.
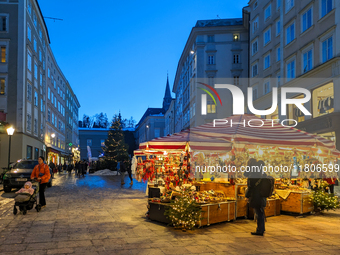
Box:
[162,74,172,112]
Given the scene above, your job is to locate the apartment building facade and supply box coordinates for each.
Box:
[0,0,80,169]
[248,0,340,149]
[172,12,250,134]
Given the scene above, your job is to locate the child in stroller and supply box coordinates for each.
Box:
[13,181,41,215]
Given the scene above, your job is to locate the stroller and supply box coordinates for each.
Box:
[13,181,41,215]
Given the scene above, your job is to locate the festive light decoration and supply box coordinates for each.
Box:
[165,187,201,230]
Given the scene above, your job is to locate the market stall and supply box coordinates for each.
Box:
[135,115,340,227]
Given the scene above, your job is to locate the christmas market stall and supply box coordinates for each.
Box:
[134,115,340,228]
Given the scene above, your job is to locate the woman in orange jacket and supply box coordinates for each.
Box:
[30,156,51,208]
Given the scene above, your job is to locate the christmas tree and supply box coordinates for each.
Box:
[103,113,130,170]
[165,187,201,230]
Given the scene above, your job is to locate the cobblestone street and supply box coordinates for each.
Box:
[0,174,340,255]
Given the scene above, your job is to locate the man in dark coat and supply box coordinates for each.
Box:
[245,159,266,236]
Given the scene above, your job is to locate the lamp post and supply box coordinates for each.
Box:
[6,126,15,170]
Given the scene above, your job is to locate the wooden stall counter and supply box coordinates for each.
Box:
[199,201,236,227]
[248,198,281,218]
[277,190,313,214]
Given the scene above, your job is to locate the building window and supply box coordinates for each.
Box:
[87,139,92,146]
[253,17,259,33]
[27,114,32,132]
[252,63,258,77]
[287,59,296,81]
[303,49,313,73]
[208,55,215,65]
[0,78,5,95]
[233,54,240,64]
[55,116,57,127]
[277,73,281,86]
[0,15,7,32]
[234,76,240,86]
[313,83,334,118]
[302,8,312,33]
[27,83,32,101]
[54,97,57,108]
[27,0,32,15]
[207,101,216,113]
[27,146,32,160]
[322,36,333,63]
[27,52,32,71]
[253,86,258,100]
[252,39,258,55]
[52,112,54,124]
[265,4,271,21]
[286,0,294,13]
[277,0,281,10]
[321,0,333,18]
[154,128,160,138]
[1,46,6,63]
[34,38,37,52]
[276,20,281,36]
[39,49,42,62]
[48,68,50,78]
[207,35,214,42]
[33,11,37,27]
[264,81,271,94]
[48,87,50,100]
[264,54,271,69]
[34,91,38,106]
[48,109,51,122]
[101,139,105,147]
[34,62,38,79]
[264,27,271,45]
[286,22,295,45]
[27,25,32,42]
[34,119,38,135]
[34,148,39,160]
[277,47,281,62]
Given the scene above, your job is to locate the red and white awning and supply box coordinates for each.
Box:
[189,115,337,151]
[139,131,232,153]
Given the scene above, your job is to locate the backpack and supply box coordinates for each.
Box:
[259,176,275,198]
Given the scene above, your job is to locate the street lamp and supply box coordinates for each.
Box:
[6,126,15,170]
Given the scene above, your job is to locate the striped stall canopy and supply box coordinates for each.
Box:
[139,131,232,153]
[189,115,338,152]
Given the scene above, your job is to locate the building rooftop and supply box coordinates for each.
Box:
[136,108,165,128]
[195,18,243,28]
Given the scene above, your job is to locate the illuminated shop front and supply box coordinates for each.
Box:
[296,83,339,149]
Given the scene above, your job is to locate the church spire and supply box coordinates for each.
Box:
[163,73,172,112]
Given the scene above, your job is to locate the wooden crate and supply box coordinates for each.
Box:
[280,192,313,214]
[236,198,248,218]
[249,198,281,218]
[199,201,236,227]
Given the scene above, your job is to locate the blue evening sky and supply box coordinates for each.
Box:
[38,0,249,123]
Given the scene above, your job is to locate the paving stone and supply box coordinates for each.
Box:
[1,175,340,255]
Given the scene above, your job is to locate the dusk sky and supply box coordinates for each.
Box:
[39,0,249,123]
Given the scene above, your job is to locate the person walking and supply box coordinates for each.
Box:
[31,156,51,208]
[120,161,133,185]
[58,163,62,174]
[245,159,266,236]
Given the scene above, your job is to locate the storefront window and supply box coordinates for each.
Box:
[313,83,334,118]
[288,94,306,124]
[266,106,279,120]
[34,148,39,160]
[318,131,336,144]
[27,146,32,160]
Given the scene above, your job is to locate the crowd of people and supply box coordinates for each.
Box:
[48,160,89,177]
